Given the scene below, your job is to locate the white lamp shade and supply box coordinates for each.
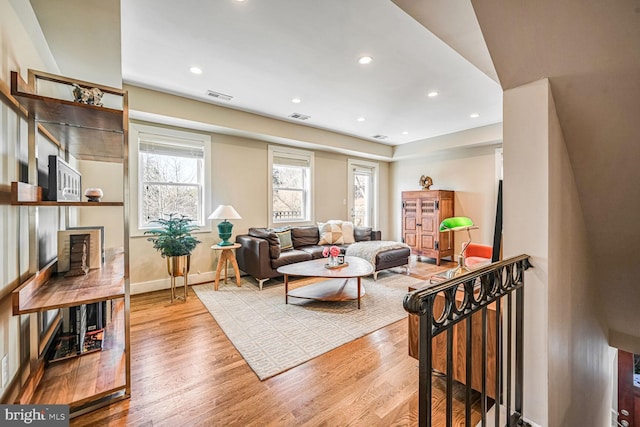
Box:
[208,205,242,220]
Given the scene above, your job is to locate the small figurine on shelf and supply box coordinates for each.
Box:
[419,175,433,190]
[84,188,103,202]
[73,84,104,107]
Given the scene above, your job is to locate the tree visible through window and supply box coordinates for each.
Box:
[139,134,205,227]
[273,165,305,221]
[269,146,313,224]
[348,160,378,228]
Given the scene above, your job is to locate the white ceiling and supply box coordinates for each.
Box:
[120,0,502,145]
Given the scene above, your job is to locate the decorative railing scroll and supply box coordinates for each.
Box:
[404,254,532,427]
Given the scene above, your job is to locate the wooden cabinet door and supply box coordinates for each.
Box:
[402,198,418,251]
[402,190,455,263]
[418,195,437,252]
[618,350,639,427]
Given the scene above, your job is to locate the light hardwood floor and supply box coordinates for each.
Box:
[71,257,484,426]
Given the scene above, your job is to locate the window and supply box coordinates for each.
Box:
[133,124,211,231]
[348,159,378,228]
[268,146,314,225]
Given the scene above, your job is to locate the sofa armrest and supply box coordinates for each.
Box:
[235,235,277,279]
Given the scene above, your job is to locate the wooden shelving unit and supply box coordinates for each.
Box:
[12,249,125,314]
[10,182,124,206]
[9,69,130,416]
[29,300,127,410]
[10,70,125,163]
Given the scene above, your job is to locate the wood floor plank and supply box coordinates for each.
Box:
[71,258,487,426]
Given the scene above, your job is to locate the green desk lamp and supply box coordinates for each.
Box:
[208,205,242,246]
[439,216,479,279]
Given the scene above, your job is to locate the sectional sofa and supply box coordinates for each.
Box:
[235,224,410,290]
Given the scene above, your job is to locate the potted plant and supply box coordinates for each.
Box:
[145,213,201,282]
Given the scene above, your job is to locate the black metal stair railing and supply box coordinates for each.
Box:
[404,254,532,427]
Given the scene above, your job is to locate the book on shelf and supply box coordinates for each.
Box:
[57,228,102,272]
[49,302,107,362]
[83,329,104,354]
[50,334,78,362]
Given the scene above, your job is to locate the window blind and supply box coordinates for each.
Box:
[139,132,204,159]
[272,153,311,167]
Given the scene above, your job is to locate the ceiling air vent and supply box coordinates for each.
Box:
[206,90,233,101]
[372,134,388,140]
[288,113,311,121]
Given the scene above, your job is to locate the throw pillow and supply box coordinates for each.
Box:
[274,226,293,251]
[291,226,320,248]
[341,221,355,244]
[354,226,373,242]
[318,221,344,245]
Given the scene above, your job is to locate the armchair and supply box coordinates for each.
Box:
[463,242,492,269]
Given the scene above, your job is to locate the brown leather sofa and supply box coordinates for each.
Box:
[235,225,410,290]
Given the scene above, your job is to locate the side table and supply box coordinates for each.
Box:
[211,243,242,291]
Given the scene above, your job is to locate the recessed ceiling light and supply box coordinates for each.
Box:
[427,91,439,98]
[358,56,373,65]
[470,113,480,118]
[402,131,409,135]
[357,117,366,122]
[291,97,301,104]
[189,66,203,75]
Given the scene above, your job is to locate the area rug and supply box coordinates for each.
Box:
[192,272,426,380]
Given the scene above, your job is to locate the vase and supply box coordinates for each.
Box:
[328,255,338,267]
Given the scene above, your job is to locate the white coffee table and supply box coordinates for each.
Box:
[277,256,374,309]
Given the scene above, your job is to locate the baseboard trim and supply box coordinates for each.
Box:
[131,271,216,295]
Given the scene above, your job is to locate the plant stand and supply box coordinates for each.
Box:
[167,256,190,302]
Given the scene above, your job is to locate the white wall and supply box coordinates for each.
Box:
[504,79,551,425]
[390,144,500,255]
[120,117,390,293]
[76,160,124,249]
[547,82,611,426]
[504,78,611,426]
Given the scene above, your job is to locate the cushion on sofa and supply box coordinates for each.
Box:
[274,226,293,251]
[248,228,281,259]
[291,226,320,248]
[354,226,373,241]
[341,221,355,244]
[318,221,345,244]
[270,249,313,269]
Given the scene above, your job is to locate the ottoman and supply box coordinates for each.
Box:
[345,241,411,280]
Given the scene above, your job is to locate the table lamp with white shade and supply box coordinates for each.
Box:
[208,205,242,246]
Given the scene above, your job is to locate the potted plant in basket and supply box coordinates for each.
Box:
[144,213,201,280]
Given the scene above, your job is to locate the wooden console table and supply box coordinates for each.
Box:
[408,284,498,399]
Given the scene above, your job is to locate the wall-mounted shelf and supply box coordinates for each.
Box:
[10,70,126,163]
[12,249,125,315]
[11,181,123,206]
[28,299,127,410]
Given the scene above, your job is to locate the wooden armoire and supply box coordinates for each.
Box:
[401,190,455,265]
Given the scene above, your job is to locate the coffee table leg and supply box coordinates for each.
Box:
[357,277,361,309]
[285,274,289,304]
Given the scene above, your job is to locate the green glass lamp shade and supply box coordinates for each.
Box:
[439,216,474,232]
[217,220,234,246]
